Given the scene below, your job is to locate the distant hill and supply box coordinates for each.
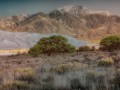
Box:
[0,5,120,41]
[0,14,28,30]
[13,12,74,37]
[0,30,89,50]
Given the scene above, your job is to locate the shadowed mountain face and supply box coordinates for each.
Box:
[49,6,120,40]
[1,5,120,41]
[14,12,75,37]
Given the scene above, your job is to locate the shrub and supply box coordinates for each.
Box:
[14,68,33,74]
[0,81,30,90]
[91,46,96,51]
[28,45,41,57]
[29,35,75,57]
[15,73,36,83]
[85,70,97,89]
[111,72,120,89]
[63,44,76,53]
[112,56,120,65]
[14,68,36,83]
[78,46,91,52]
[95,74,106,90]
[100,36,120,51]
[70,78,85,90]
[97,58,114,67]
[50,64,72,74]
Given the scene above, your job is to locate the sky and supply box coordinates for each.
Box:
[0,0,120,17]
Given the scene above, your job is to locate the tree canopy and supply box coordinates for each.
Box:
[29,35,75,57]
[100,36,120,51]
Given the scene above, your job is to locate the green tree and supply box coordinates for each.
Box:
[100,36,120,51]
[28,45,41,57]
[29,35,75,56]
[78,46,91,51]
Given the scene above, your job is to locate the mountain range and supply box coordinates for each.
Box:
[0,5,120,42]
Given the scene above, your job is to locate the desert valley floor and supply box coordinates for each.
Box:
[0,51,119,90]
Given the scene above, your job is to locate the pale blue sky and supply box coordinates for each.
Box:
[0,0,120,17]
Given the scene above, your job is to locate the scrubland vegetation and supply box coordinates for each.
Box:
[29,35,75,57]
[100,36,120,51]
[0,51,120,90]
[0,35,120,90]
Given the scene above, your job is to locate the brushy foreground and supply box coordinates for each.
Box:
[0,51,120,90]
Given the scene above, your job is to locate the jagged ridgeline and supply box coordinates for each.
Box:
[0,5,120,41]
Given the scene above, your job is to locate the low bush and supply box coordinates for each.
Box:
[97,58,114,67]
[14,68,33,74]
[78,46,91,52]
[28,45,41,57]
[14,68,36,83]
[70,78,85,90]
[91,46,96,51]
[0,81,30,90]
[85,71,97,89]
[50,64,72,74]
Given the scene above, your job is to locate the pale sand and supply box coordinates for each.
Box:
[0,49,29,56]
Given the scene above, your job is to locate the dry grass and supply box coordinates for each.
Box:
[98,58,114,67]
[0,51,119,90]
[0,80,30,90]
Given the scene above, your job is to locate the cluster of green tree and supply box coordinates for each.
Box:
[100,36,120,51]
[29,35,75,57]
[29,35,120,57]
[77,46,95,52]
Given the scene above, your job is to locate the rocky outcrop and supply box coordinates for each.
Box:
[0,14,28,30]
[14,12,75,36]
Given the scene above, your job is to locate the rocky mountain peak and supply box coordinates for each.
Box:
[0,5,120,41]
[0,14,28,29]
[57,5,90,16]
[57,5,112,16]
[88,10,112,16]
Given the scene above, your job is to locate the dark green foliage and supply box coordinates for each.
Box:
[15,74,36,83]
[78,46,91,51]
[100,36,120,51]
[91,46,96,51]
[29,35,75,57]
[28,45,41,57]
[97,58,114,67]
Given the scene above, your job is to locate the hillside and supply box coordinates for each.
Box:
[49,6,120,40]
[0,30,90,51]
[0,5,120,41]
[13,12,75,37]
[0,14,28,30]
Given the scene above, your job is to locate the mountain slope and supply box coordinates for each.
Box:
[1,5,120,41]
[14,12,75,36]
[0,15,28,30]
[49,5,120,40]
